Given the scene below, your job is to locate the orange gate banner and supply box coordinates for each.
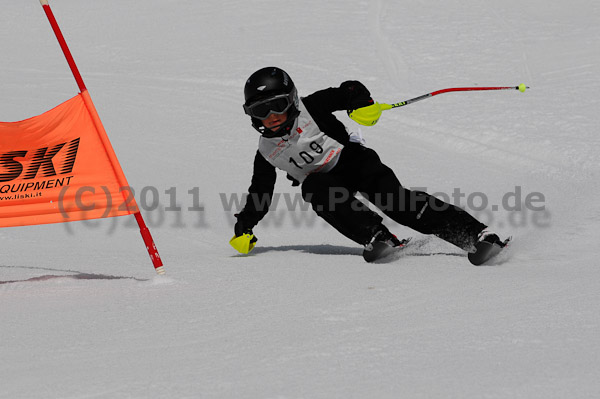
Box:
[0,90,139,227]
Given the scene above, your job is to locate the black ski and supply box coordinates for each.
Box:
[468,236,512,265]
[363,238,411,263]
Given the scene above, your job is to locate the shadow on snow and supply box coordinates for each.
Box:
[0,265,149,285]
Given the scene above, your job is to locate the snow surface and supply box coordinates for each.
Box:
[2,0,600,398]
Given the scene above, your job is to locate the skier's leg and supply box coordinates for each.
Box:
[352,147,485,251]
[301,172,383,245]
[394,189,486,250]
[371,184,485,250]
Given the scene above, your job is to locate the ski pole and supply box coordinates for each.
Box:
[386,84,529,109]
[349,84,529,126]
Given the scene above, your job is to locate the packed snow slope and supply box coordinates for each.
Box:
[1,1,599,398]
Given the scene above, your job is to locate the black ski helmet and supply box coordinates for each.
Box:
[243,67,300,138]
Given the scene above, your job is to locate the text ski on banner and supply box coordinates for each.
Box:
[0,91,139,228]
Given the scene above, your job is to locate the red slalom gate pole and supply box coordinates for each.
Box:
[39,0,86,92]
[39,0,165,274]
[135,212,165,275]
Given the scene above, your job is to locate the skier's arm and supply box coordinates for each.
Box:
[303,80,374,114]
[235,151,277,233]
[302,81,374,145]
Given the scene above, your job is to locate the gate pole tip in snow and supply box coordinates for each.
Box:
[39,0,165,275]
[135,212,165,275]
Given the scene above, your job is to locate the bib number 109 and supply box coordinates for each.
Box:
[289,141,324,169]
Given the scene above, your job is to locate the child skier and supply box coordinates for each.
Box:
[232,66,506,263]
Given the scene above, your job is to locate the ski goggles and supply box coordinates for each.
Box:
[243,91,296,120]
